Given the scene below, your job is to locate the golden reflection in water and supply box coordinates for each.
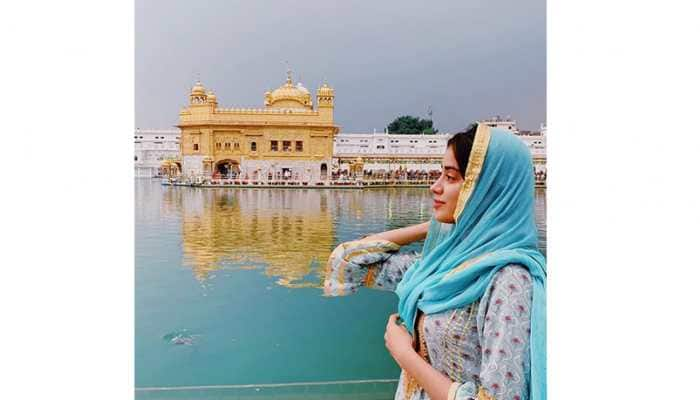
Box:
[159,184,184,218]
[177,188,335,286]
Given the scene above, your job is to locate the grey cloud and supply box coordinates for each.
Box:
[136,0,545,132]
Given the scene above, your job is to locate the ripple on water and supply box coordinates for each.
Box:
[162,329,199,346]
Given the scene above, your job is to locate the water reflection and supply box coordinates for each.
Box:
[162,186,546,286]
[173,187,336,286]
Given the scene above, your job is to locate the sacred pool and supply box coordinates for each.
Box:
[135,179,546,399]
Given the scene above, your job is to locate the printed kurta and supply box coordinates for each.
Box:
[325,239,533,400]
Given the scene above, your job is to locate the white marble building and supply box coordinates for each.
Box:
[517,131,546,158]
[134,119,546,179]
[515,123,547,174]
[479,116,519,133]
[331,117,545,174]
[134,129,180,178]
[333,132,450,172]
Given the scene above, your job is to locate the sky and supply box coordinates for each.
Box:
[136,0,545,133]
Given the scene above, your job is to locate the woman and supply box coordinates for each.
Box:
[324,123,546,400]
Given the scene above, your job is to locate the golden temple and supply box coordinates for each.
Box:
[177,70,338,182]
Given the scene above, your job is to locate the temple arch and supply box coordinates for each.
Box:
[215,159,240,177]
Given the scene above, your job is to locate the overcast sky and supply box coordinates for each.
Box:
[136,0,545,133]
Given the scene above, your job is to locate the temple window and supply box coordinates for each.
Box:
[225,142,231,151]
[193,143,199,151]
[251,142,257,152]
[271,141,278,151]
[283,141,291,152]
[234,142,240,150]
[216,142,222,150]
[295,141,303,151]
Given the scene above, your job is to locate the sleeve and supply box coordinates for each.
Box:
[459,265,533,400]
[323,238,420,296]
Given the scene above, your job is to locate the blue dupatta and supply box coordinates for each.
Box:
[395,124,547,400]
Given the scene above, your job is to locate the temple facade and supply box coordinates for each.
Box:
[177,71,338,181]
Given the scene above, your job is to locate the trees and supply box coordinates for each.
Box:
[386,115,438,134]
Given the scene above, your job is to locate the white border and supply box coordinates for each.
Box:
[2,0,699,398]
[549,0,699,398]
[1,1,133,399]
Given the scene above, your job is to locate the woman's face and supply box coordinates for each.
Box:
[430,145,464,223]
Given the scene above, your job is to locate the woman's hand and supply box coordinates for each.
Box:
[385,313,415,368]
[385,314,456,400]
[364,221,430,246]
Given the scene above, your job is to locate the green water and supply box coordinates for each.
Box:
[135,180,546,398]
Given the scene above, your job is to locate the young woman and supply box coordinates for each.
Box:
[324,123,546,400]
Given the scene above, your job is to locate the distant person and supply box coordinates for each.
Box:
[325,123,546,400]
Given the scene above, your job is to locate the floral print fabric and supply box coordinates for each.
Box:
[325,240,533,400]
[323,239,418,295]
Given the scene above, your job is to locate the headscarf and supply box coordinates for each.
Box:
[395,124,547,400]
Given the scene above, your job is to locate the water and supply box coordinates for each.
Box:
[135,180,546,399]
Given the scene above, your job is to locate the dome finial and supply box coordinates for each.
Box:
[285,61,292,84]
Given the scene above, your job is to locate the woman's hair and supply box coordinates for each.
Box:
[446,123,478,177]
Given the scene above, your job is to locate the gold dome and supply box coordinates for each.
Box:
[270,82,307,100]
[296,82,310,94]
[317,82,334,96]
[206,90,217,103]
[268,82,310,107]
[266,72,312,109]
[191,80,205,95]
